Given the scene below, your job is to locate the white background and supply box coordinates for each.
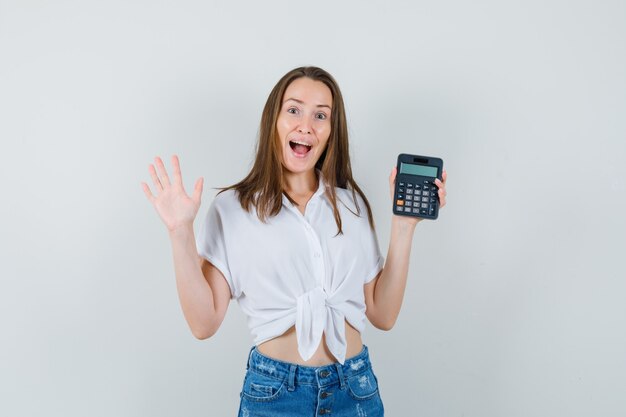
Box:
[1,1,625,416]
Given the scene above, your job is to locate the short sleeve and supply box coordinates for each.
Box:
[364,224,385,284]
[195,198,239,300]
[351,192,384,285]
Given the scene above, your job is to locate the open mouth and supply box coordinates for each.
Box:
[289,140,312,156]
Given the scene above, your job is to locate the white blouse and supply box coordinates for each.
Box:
[195,170,385,365]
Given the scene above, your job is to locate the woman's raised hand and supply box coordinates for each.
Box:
[389,166,447,226]
[141,155,204,232]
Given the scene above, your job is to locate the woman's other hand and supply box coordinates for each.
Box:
[389,166,447,226]
[141,155,204,232]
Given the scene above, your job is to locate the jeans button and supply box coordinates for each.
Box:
[321,391,332,398]
[319,370,330,378]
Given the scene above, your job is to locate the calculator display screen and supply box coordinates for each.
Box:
[400,162,438,177]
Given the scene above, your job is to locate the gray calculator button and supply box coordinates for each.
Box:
[412,208,420,214]
[406,195,413,201]
[414,190,422,196]
[404,207,412,213]
[406,188,413,194]
[422,191,430,197]
[407,183,414,188]
[422,197,429,203]
[413,202,420,207]
[421,203,428,208]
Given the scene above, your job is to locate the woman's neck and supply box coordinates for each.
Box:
[283,169,319,197]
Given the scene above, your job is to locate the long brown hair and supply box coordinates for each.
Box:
[217,66,375,236]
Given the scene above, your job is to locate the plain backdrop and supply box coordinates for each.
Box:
[1,1,625,416]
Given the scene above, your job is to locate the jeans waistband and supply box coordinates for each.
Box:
[245,344,373,389]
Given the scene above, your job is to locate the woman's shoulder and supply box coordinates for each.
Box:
[208,188,242,212]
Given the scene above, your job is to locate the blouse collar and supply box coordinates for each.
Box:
[282,168,329,208]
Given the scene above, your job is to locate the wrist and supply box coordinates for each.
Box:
[391,215,420,233]
[168,222,195,239]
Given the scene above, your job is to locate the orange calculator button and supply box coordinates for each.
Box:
[396,200,404,206]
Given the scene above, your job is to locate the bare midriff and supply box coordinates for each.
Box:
[257,319,364,366]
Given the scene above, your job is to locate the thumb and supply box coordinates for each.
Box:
[192,177,203,205]
[389,166,396,200]
[389,166,396,185]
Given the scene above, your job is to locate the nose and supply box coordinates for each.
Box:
[298,118,312,134]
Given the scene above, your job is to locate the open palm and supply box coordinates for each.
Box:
[141,155,204,232]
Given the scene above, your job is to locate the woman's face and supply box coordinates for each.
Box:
[276,77,333,175]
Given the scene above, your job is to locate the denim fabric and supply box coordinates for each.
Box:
[237,344,384,417]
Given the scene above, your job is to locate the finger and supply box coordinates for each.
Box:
[442,170,447,185]
[171,154,183,186]
[435,178,447,195]
[389,166,397,200]
[154,156,171,187]
[148,163,163,192]
[389,166,397,185]
[436,184,447,198]
[141,182,155,203]
[192,177,203,205]
[438,187,446,208]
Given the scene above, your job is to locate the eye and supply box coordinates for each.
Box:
[287,107,298,114]
[316,112,328,120]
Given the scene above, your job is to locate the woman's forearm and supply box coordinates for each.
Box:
[372,216,417,329]
[168,224,217,339]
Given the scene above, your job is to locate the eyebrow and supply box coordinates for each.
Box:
[283,98,332,110]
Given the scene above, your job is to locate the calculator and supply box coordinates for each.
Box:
[393,153,444,220]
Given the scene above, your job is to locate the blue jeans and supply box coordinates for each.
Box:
[237,344,384,416]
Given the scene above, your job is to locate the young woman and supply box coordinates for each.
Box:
[142,66,447,416]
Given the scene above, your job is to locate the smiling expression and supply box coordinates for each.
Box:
[276,77,333,174]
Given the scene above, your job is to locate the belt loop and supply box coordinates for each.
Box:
[246,345,255,370]
[288,364,297,391]
[335,363,345,389]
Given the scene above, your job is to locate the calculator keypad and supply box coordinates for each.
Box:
[394,179,439,218]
